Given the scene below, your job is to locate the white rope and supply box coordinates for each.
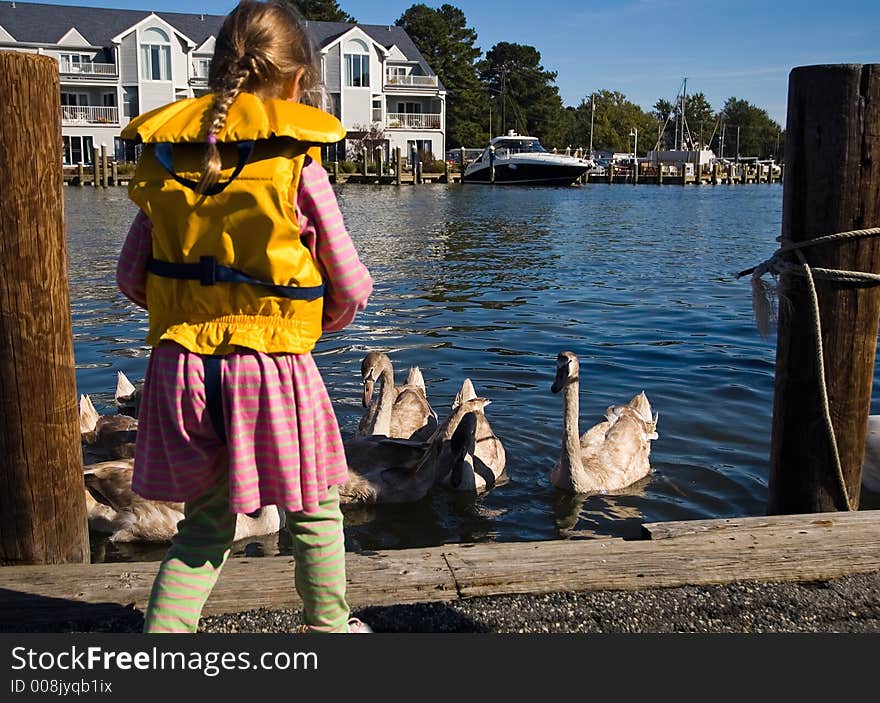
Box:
[738,226,880,511]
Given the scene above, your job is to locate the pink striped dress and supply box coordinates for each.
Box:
[116,158,373,514]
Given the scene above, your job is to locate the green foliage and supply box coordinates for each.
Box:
[564,90,657,155]
[280,0,355,22]
[719,97,784,159]
[338,160,358,173]
[478,42,566,146]
[396,4,490,148]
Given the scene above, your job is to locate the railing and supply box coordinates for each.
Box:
[61,105,120,125]
[58,61,118,77]
[386,112,441,130]
[385,73,439,88]
[189,74,209,85]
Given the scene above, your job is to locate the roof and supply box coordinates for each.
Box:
[0,2,441,85]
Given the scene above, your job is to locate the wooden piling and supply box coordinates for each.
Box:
[100,144,108,188]
[768,64,880,514]
[76,161,84,186]
[332,160,339,184]
[91,147,100,187]
[0,53,88,565]
[111,160,118,186]
[395,147,402,185]
[376,148,384,178]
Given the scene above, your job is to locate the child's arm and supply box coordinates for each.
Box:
[116,209,151,309]
[298,158,373,332]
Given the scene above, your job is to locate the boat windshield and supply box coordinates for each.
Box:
[493,139,545,155]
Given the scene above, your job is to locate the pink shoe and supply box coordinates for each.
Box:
[347,617,373,633]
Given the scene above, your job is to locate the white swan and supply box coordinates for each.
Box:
[356,352,437,441]
[550,351,658,494]
[83,459,284,543]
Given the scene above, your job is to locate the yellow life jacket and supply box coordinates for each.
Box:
[122,92,345,355]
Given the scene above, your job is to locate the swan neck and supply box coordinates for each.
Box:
[372,367,395,435]
[562,379,584,474]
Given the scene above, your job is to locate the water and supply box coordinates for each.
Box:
[64,182,878,562]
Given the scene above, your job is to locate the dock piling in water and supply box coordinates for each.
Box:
[0,53,88,565]
[769,64,880,514]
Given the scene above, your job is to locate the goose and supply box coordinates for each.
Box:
[435,379,507,494]
[115,371,144,418]
[550,351,658,494]
[83,459,284,543]
[80,394,138,464]
[356,352,437,441]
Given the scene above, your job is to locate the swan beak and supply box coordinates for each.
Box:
[362,377,375,408]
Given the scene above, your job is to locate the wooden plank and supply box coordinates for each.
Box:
[444,516,880,599]
[1,511,879,626]
[642,509,880,540]
[0,549,456,625]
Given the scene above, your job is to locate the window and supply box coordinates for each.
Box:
[397,102,422,114]
[192,57,211,79]
[59,53,91,72]
[140,27,172,81]
[123,87,139,118]
[102,93,117,107]
[387,65,407,83]
[63,135,94,165]
[344,38,369,87]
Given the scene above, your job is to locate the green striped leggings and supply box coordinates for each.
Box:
[144,481,349,633]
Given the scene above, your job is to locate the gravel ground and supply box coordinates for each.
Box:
[10,570,880,634]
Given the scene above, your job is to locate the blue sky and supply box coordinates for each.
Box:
[18,0,880,125]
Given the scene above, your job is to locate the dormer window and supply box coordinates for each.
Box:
[140,27,171,81]
[344,38,369,87]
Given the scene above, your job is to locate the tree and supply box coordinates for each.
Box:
[397,4,489,148]
[281,0,355,22]
[719,97,784,159]
[478,42,567,147]
[565,89,657,155]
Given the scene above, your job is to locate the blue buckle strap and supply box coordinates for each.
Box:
[147,256,325,300]
[153,141,255,196]
[202,354,226,444]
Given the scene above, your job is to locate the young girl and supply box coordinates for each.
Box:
[116,0,373,634]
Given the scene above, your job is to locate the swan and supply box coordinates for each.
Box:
[356,352,437,441]
[83,459,284,543]
[115,371,143,418]
[862,415,880,493]
[435,379,507,494]
[80,394,138,464]
[441,410,506,494]
[339,435,433,504]
[550,351,658,494]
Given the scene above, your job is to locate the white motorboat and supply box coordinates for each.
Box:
[462,131,595,185]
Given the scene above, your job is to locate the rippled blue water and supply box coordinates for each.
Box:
[65,181,874,560]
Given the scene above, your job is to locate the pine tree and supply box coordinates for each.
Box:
[282,0,355,23]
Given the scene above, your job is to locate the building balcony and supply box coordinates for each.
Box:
[384,72,439,89]
[386,112,442,130]
[59,61,118,80]
[61,105,120,126]
[189,74,209,86]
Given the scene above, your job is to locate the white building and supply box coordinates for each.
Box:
[0,2,446,165]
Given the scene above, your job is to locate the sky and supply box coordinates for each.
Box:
[13,0,880,126]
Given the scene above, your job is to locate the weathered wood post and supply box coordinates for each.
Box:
[76,161,84,186]
[100,143,109,188]
[92,146,100,187]
[459,146,466,178]
[0,53,88,565]
[361,150,368,177]
[376,147,384,179]
[657,161,663,185]
[332,160,339,184]
[111,159,119,186]
[768,64,880,514]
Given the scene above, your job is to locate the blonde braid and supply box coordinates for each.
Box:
[195,61,251,194]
